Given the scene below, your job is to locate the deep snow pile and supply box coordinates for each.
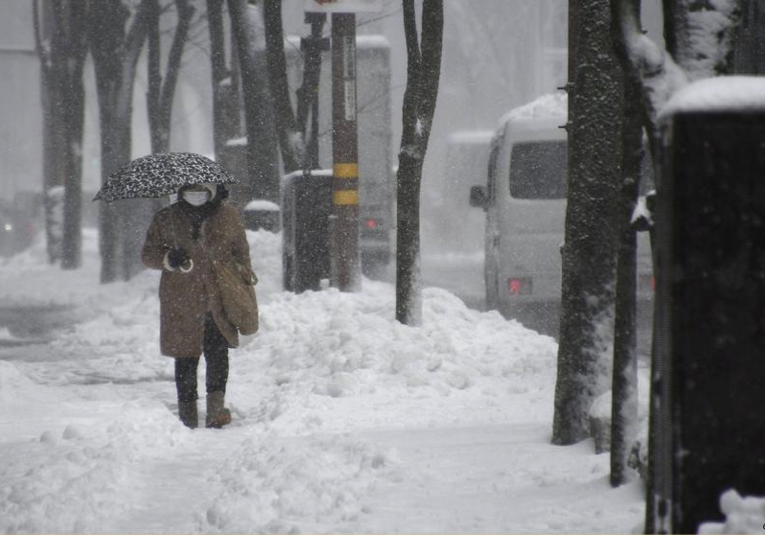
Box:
[0,228,645,534]
[699,490,765,535]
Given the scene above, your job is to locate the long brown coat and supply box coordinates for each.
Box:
[142,202,252,358]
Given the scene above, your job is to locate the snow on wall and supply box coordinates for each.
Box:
[660,76,765,120]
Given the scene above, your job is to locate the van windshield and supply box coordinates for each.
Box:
[509,140,567,199]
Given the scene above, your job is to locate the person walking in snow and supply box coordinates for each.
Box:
[141,183,253,429]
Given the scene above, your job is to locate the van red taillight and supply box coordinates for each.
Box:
[508,277,532,296]
[365,218,378,230]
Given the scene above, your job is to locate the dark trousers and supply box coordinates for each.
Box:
[175,314,229,402]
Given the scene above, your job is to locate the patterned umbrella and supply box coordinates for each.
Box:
[93,152,238,202]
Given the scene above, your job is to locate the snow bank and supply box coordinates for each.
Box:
[239,283,557,435]
[1,224,646,533]
[201,434,399,534]
[0,229,146,313]
[0,397,190,533]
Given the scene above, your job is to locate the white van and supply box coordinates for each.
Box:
[470,92,653,336]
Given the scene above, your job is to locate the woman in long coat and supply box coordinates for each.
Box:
[142,183,252,429]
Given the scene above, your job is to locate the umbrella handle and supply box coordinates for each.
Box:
[169,208,180,250]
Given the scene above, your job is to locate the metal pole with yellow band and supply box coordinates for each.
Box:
[330,12,361,291]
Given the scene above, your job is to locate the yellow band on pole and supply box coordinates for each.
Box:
[334,163,359,179]
[333,189,359,205]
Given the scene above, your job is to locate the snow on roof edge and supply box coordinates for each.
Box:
[496,91,568,133]
[446,130,494,144]
[244,199,280,212]
[285,34,389,49]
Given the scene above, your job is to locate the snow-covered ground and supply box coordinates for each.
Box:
[0,229,647,534]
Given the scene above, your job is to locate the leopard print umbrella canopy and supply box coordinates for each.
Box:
[94,152,239,202]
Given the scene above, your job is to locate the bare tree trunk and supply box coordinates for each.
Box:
[609,0,644,488]
[609,76,643,488]
[147,0,163,153]
[88,0,151,283]
[395,0,443,325]
[207,0,228,159]
[552,0,623,445]
[207,0,243,180]
[33,0,89,269]
[147,0,195,154]
[34,0,64,265]
[263,0,301,173]
[59,2,88,270]
[296,14,326,170]
[228,0,280,204]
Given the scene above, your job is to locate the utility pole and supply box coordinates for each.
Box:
[304,0,382,291]
[330,12,361,291]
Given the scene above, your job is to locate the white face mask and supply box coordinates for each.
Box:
[183,191,210,207]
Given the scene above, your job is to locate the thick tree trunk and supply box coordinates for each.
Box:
[228,0,280,204]
[34,1,64,265]
[147,0,194,154]
[296,15,326,170]
[59,2,88,270]
[552,0,623,445]
[263,0,301,173]
[34,0,89,269]
[207,0,228,159]
[395,0,443,325]
[396,152,423,324]
[207,0,243,184]
[147,0,163,152]
[89,0,150,283]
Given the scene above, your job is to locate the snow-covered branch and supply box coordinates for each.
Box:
[674,0,743,80]
[613,0,742,128]
[614,0,688,126]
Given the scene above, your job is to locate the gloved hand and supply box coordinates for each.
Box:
[167,248,191,270]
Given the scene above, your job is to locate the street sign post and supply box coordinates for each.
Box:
[305,0,383,292]
[329,12,361,291]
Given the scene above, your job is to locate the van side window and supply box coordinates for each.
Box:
[509,140,567,199]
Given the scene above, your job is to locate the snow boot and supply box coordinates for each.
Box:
[178,401,198,429]
[205,391,231,429]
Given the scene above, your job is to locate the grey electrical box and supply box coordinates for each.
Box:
[653,78,765,534]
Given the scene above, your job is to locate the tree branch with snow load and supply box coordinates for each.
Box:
[612,0,741,135]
